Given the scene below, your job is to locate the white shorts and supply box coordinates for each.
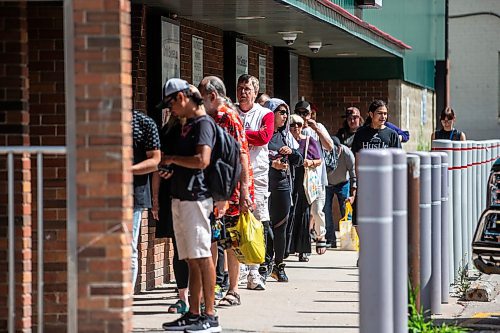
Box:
[171,198,213,260]
[253,175,270,222]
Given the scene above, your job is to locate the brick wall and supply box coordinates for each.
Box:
[246,39,274,96]
[309,80,389,135]
[0,2,33,332]
[131,4,147,113]
[73,0,133,331]
[27,3,67,331]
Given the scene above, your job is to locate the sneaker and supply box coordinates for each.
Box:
[214,284,223,300]
[184,315,222,333]
[270,263,289,282]
[238,265,249,286]
[247,272,266,290]
[162,312,200,331]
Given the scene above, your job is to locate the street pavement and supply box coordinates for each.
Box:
[132,246,500,332]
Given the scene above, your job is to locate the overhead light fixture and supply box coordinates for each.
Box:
[336,52,358,56]
[308,41,322,53]
[236,16,266,20]
[278,31,303,46]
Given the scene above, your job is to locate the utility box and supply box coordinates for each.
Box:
[356,0,382,9]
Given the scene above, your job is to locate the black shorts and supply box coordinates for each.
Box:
[218,215,239,249]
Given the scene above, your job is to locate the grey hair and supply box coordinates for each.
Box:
[200,76,226,98]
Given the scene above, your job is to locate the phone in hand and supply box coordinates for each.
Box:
[158,164,173,173]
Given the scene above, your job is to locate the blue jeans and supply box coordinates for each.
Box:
[131,208,142,289]
[324,181,350,243]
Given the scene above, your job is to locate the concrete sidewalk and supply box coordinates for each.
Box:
[132,247,500,332]
[133,248,360,332]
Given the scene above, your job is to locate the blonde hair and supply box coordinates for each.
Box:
[290,114,304,125]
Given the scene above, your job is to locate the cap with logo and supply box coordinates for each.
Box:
[294,100,311,113]
[156,78,190,109]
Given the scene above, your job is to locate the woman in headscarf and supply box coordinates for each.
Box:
[262,98,303,281]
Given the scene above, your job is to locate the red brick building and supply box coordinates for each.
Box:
[0,1,431,332]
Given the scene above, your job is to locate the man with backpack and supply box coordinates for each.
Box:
[198,76,254,307]
[158,79,221,332]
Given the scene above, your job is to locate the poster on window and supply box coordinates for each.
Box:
[192,36,203,87]
[259,55,266,93]
[236,40,248,86]
[161,18,180,87]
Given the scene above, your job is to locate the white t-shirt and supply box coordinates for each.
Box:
[238,103,273,179]
[302,123,332,187]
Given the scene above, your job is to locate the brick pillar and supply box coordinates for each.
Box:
[73,0,133,332]
[27,2,67,331]
[0,2,32,333]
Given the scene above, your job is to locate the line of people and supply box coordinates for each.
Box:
[131,73,468,332]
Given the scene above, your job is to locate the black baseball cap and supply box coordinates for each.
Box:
[294,101,311,113]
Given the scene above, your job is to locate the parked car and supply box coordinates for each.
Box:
[472,158,500,274]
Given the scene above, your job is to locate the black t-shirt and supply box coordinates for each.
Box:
[170,115,216,201]
[268,131,290,190]
[434,129,463,141]
[132,110,160,208]
[351,125,401,154]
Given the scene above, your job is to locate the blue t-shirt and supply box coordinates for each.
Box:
[170,115,216,201]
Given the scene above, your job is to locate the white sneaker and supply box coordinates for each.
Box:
[238,265,249,286]
[247,272,266,290]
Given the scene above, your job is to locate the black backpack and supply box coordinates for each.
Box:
[206,124,242,201]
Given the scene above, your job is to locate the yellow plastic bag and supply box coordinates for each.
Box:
[339,202,359,251]
[227,211,265,265]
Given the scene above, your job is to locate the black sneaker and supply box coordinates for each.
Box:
[162,312,200,331]
[184,315,222,333]
[270,263,289,282]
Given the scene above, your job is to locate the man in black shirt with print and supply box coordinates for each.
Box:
[131,110,161,291]
[158,79,222,333]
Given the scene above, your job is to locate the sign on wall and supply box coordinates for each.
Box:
[236,40,248,86]
[161,18,180,86]
[259,55,266,93]
[192,36,203,87]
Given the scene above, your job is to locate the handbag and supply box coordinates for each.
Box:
[339,202,359,251]
[303,136,321,204]
[226,211,265,265]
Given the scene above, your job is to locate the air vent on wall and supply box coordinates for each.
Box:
[356,0,382,9]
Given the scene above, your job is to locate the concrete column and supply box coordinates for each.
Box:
[466,141,473,266]
[358,150,393,333]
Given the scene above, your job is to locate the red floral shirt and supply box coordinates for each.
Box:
[211,102,255,216]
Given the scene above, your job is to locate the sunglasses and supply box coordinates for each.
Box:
[277,109,288,115]
[162,94,177,109]
[441,118,453,122]
[296,110,310,116]
[290,123,303,128]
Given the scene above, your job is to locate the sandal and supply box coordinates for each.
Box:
[316,240,327,255]
[217,290,241,307]
[298,253,309,262]
[167,299,188,314]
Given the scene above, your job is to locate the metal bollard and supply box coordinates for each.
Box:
[390,149,408,333]
[457,141,468,268]
[407,155,421,309]
[431,140,454,285]
[412,152,431,313]
[440,152,450,303]
[466,141,473,266]
[451,141,463,279]
[430,153,442,314]
[480,141,487,212]
[359,150,393,333]
[471,142,478,228]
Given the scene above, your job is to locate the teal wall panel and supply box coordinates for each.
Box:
[311,57,404,81]
[361,0,445,89]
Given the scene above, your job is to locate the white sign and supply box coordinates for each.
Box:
[258,55,266,93]
[421,88,427,125]
[235,41,248,86]
[192,36,203,87]
[161,19,180,86]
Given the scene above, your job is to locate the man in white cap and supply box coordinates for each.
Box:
[158,79,221,332]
